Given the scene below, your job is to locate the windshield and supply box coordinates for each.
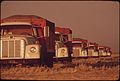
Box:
[63,35,68,42]
[88,46,95,49]
[1,25,33,36]
[99,48,105,50]
[55,34,61,41]
[73,43,82,47]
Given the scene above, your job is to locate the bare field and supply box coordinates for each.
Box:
[1,54,119,80]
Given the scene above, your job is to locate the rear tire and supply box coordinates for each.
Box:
[46,53,53,68]
[68,51,72,63]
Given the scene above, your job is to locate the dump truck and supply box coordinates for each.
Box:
[72,38,88,58]
[98,46,107,56]
[98,46,112,57]
[104,46,112,56]
[87,42,99,57]
[54,27,72,62]
[0,15,55,67]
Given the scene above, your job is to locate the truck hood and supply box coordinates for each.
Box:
[55,41,64,48]
[1,35,37,44]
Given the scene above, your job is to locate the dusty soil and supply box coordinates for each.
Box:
[1,54,119,80]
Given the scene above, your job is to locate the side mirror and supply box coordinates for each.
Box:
[44,26,49,37]
[68,34,72,41]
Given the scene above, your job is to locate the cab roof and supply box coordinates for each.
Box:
[72,38,88,43]
[55,27,72,34]
[1,15,53,28]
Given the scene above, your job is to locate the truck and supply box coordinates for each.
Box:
[72,38,88,58]
[87,42,99,57]
[98,46,112,57]
[104,46,112,56]
[0,15,55,67]
[98,46,107,57]
[54,27,73,62]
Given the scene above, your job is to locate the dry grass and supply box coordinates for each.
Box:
[1,54,119,80]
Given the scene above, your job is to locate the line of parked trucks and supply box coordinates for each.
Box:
[0,15,112,67]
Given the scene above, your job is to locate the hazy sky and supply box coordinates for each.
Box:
[1,1,119,53]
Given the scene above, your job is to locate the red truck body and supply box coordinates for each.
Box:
[55,27,72,34]
[55,27,72,42]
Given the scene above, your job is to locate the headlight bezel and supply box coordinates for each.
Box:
[30,47,37,53]
[61,49,66,54]
[60,48,68,57]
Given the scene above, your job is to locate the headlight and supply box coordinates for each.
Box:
[57,47,68,57]
[61,49,65,54]
[60,49,66,56]
[30,47,37,53]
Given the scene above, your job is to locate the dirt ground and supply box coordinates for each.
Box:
[1,53,119,80]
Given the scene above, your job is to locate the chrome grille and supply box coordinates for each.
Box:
[73,48,79,57]
[2,41,8,57]
[15,40,21,57]
[0,39,24,59]
[9,41,14,57]
[88,50,93,56]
